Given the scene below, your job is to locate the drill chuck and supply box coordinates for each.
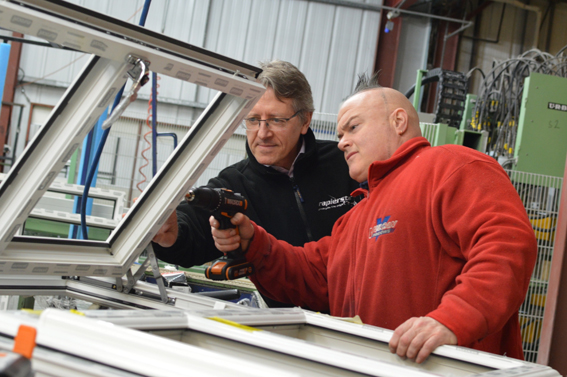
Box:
[185,187,247,216]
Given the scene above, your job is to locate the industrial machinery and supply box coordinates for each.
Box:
[405,68,468,129]
[407,68,488,152]
[469,49,567,176]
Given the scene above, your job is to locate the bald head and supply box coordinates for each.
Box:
[361,87,420,137]
[336,87,422,182]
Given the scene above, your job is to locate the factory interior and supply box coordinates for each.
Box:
[1,0,567,376]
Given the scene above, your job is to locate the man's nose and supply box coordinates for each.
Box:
[338,136,350,151]
[257,121,273,138]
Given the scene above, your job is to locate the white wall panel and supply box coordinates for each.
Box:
[213,0,253,60]
[300,2,336,112]
[18,39,46,82]
[106,1,147,24]
[177,0,211,105]
[137,1,211,106]
[77,0,112,15]
[121,100,198,128]
[198,0,253,104]
[18,40,86,88]
[394,15,430,94]
[42,48,76,85]
[272,0,309,64]
[354,1,382,91]
[194,0,223,105]
[243,0,280,66]
[12,86,65,158]
[321,7,363,113]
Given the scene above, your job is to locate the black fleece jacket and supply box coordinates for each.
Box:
[152,128,359,305]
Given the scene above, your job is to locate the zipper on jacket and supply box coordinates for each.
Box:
[292,180,314,242]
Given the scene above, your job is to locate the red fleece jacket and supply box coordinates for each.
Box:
[246,137,537,359]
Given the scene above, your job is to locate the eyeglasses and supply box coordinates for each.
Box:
[242,110,302,131]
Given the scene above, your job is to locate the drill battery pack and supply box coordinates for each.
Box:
[205,256,255,281]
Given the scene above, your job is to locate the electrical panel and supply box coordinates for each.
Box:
[515,73,567,178]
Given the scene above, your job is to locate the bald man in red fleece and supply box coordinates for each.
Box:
[211,77,537,364]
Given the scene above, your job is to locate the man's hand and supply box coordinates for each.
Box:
[389,317,457,364]
[210,212,254,253]
[152,210,179,248]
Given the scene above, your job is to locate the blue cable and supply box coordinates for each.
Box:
[70,129,94,239]
[151,71,158,177]
[80,89,124,239]
[80,0,152,239]
[157,133,178,149]
[139,0,151,25]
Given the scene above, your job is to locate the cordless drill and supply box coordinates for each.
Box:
[185,187,254,280]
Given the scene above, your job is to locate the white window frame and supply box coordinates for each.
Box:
[0,0,265,276]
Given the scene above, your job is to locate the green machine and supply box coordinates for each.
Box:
[412,70,567,167]
[419,119,487,151]
[515,72,567,178]
[410,69,487,151]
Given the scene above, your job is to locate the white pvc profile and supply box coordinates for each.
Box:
[0,93,257,276]
[0,310,296,377]
[0,93,253,277]
[0,0,263,89]
[299,311,558,376]
[36,310,444,377]
[27,208,119,230]
[0,56,129,251]
[0,172,126,229]
[0,1,265,275]
[39,179,126,221]
[83,308,562,377]
[189,309,562,376]
[0,333,142,377]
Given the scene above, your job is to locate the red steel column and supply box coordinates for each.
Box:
[538,156,567,375]
[1,33,23,172]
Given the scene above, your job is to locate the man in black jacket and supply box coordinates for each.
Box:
[152,60,359,307]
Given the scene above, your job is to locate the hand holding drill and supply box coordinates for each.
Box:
[186,187,255,280]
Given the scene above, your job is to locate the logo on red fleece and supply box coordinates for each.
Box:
[369,216,398,240]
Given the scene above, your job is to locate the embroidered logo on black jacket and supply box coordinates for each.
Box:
[318,195,354,211]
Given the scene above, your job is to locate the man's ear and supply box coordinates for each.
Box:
[390,108,409,135]
[300,111,313,135]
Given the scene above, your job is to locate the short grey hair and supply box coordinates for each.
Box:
[258,60,314,122]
